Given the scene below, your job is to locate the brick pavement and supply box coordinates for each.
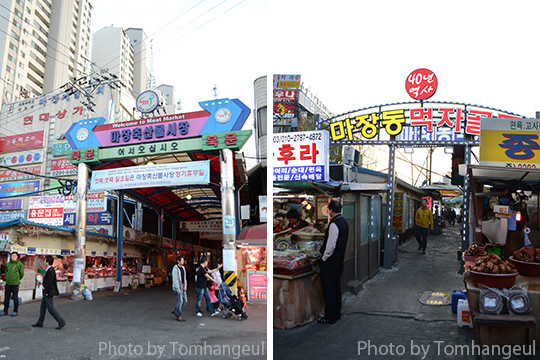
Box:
[274,225,536,359]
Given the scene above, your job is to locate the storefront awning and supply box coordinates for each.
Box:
[464,165,540,191]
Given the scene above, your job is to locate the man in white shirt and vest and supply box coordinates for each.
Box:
[318,200,349,324]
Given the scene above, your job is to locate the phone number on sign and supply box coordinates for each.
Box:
[505,163,538,169]
[273,132,322,143]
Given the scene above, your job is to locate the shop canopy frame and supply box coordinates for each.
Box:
[91,152,250,223]
[315,100,527,269]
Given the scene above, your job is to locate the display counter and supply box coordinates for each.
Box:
[465,273,540,346]
[273,269,324,329]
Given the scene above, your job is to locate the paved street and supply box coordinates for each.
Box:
[0,284,266,360]
[273,225,533,360]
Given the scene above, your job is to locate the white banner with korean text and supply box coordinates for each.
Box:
[272,130,330,182]
[90,161,210,191]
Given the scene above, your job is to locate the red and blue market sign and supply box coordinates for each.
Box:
[64,98,250,150]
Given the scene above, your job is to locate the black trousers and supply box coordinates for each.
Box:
[36,291,65,326]
[416,226,429,249]
[3,284,19,312]
[320,258,344,322]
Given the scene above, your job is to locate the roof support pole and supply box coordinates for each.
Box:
[115,190,124,291]
[221,148,238,294]
[71,163,88,301]
[460,145,472,272]
[383,144,396,269]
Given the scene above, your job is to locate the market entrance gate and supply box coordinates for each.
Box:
[64,97,251,297]
[316,100,525,269]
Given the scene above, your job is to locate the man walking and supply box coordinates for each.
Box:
[32,256,66,330]
[318,200,349,324]
[415,199,434,254]
[195,256,221,317]
[0,252,24,317]
[171,255,187,321]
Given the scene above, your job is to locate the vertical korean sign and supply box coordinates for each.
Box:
[480,118,540,169]
[272,130,329,182]
[392,193,404,232]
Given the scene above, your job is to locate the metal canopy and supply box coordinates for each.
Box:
[466,165,540,191]
[91,152,249,222]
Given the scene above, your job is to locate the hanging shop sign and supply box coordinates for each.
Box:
[259,195,267,223]
[0,199,22,210]
[51,157,77,176]
[87,225,114,236]
[0,131,44,153]
[0,180,40,198]
[68,130,252,165]
[179,220,222,232]
[0,150,43,166]
[28,195,65,226]
[0,165,41,182]
[0,211,26,222]
[63,192,107,213]
[273,74,302,89]
[392,193,404,232]
[63,212,113,226]
[89,161,210,191]
[320,102,524,146]
[136,90,160,113]
[405,68,438,100]
[64,98,250,150]
[480,118,540,169]
[272,130,330,182]
[52,143,71,157]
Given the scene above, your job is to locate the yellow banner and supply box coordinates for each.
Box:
[480,129,540,168]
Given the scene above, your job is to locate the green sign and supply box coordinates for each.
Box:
[52,142,71,157]
[67,130,252,165]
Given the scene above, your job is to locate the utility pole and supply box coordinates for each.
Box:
[220,149,238,294]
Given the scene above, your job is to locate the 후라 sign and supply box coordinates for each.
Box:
[272,130,330,182]
[0,131,44,153]
[90,161,210,191]
[480,118,540,169]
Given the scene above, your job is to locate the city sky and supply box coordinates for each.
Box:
[271,0,540,185]
[91,0,267,168]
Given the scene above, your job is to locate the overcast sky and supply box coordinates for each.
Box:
[271,0,540,185]
[90,0,267,168]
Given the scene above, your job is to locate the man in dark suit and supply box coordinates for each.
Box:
[32,255,66,330]
[318,200,349,324]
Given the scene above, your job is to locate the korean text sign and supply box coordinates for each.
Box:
[272,130,329,182]
[90,161,210,191]
[480,118,540,169]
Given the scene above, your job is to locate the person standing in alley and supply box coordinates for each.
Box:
[171,255,188,321]
[318,200,349,324]
[0,252,24,316]
[448,208,456,226]
[32,256,66,330]
[195,256,221,317]
[415,199,433,254]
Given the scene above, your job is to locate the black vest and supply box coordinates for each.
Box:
[320,214,349,261]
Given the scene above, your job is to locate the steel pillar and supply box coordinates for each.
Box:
[383,145,396,269]
[71,163,88,301]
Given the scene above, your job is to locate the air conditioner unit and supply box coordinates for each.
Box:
[343,146,361,167]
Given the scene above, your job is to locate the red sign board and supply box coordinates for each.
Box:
[273,90,297,102]
[405,69,437,100]
[51,157,76,172]
[0,130,44,153]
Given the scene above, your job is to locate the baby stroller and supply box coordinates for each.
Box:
[218,282,248,321]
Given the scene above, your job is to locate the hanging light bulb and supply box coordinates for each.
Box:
[516,211,521,222]
[306,204,312,210]
[186,194,192,200]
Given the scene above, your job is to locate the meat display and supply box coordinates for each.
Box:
[468,253,517,274]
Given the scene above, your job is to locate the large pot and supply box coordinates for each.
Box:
[509,257,540,277]
[468,270,518,289]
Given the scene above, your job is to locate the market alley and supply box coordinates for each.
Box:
[274,225,481,359]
